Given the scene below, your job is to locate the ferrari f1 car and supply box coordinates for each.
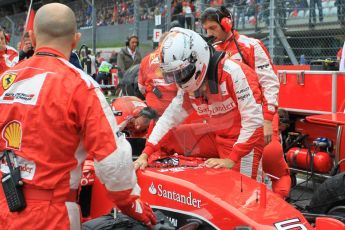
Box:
[82,154,345,230]
[79,69,345,229]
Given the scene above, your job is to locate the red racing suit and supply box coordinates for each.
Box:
[0,47,141,230]
[138,49,178,116]
[144,58,264,179]
[0,45,18,75]
[216,30,279,126]
[216,30,290,195]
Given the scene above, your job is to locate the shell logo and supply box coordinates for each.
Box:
[2,73,17,90]
[2,121,22,150]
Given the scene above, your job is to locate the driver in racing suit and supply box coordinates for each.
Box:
[135,28,264,179]
[0,3,156,229]
[201,6,291,198]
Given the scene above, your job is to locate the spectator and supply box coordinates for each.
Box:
[300,54,306,65]
[309,0,323,27]
[336,0,345,25]
[81,49,97,78]
[96,51,104,66]
[112,4,118,24]
[339,42,345,71]
[277,0,288,27]
[0,3,156,229]
[296,0,309,17]
[96,60,112,85]
[260,0,270,26]
[337,47,343,61]
[18,32,34,61]
[172,1,185,28]
[109,51,118,66]
[69,50,83,70]
[117,35,142,77]
[235,0,247,29]
[16,41,21,51]
[117,35,142,97]
[183,1,193,30]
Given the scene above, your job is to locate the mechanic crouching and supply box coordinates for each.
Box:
[111,96,158,137]
[0,3,155,229]
[135,28,264,180]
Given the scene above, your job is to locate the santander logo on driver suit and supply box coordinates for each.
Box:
[192,97,236,116]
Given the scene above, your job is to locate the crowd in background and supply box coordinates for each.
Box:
[0,0,343,37]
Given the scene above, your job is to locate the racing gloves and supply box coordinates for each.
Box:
[118,199,157,228]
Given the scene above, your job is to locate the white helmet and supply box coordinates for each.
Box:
[160,28,210,93]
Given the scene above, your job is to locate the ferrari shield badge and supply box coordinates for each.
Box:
[2,73,16,90]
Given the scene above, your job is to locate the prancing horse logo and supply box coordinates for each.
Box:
[2,73,17,90]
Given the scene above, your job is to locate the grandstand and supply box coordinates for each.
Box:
[1,0,344,64]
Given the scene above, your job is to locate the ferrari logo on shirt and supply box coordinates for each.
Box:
[2,73,16,90]
[2,120,22,150]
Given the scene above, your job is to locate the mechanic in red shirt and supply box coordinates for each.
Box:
[201,6,290,198]
[138,32,178,116]
[201,6,279,144]
[111,96,158,137]
[0,3,155,229]
[135,28,264,179]
[0,28,18,75]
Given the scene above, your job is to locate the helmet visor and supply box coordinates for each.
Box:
[161,63,196,86]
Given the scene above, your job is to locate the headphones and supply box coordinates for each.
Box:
[202,6,234,33]
[126,35,139,47]
[220,15,232,33]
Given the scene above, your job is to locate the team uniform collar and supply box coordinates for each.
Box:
[34,47,67,59]
[216,30,239,51]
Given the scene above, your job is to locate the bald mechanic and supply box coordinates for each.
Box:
[0,3,155,229]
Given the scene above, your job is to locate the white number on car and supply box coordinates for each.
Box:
[274,218,307,230]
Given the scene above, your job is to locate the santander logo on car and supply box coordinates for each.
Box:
[149,182,202,208]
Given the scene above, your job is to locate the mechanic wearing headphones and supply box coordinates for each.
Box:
[117,35,142,77]
[116,35,142,95]
[201,6,290,198]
